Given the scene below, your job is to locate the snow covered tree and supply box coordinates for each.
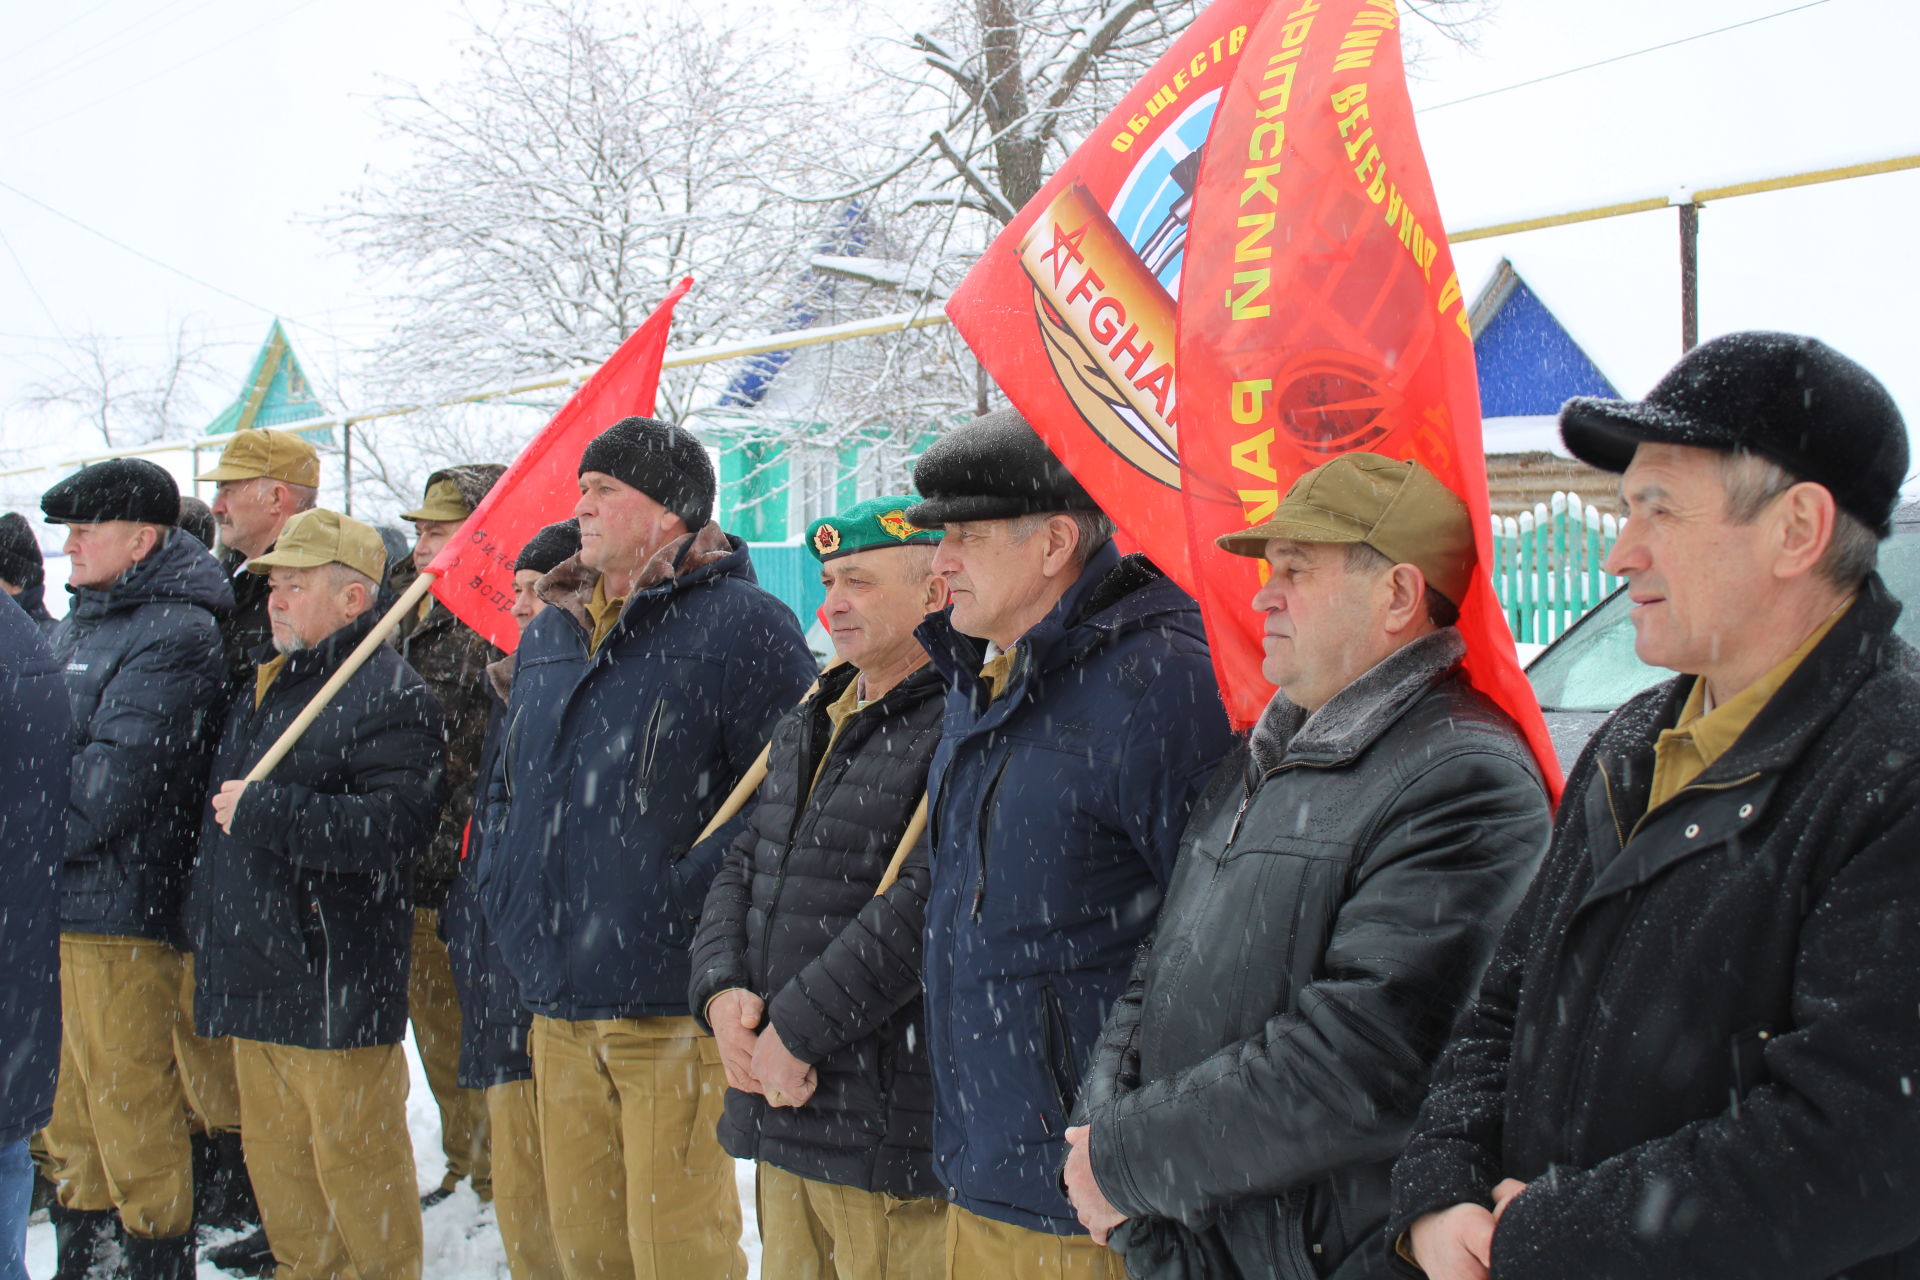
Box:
[20,321,216,450]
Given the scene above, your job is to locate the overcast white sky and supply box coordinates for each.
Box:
[1,0,1915,502]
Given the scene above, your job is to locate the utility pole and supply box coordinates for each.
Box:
[1675,187,1700,353]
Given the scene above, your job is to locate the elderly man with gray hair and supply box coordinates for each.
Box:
[1391,332,1920,1280]
[907,408,1234,1278]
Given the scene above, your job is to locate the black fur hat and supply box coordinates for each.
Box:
[41,458,181,527]
[905,409,1098,527]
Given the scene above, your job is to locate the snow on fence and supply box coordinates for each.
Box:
[1490,491,1624,645]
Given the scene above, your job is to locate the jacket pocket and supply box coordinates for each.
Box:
[1038,982,1079,1135]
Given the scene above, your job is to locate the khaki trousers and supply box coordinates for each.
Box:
[755,1162,945,1280]
[532,1015,745,1280]
[943,1204,1125,1280]
[45,933,193,1238]
[409,908,489,1194]
[175,950,243,1134]
[234,1038,422,1280]
[490,1079,563,1280]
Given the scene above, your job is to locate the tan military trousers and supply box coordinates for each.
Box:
[175,950,242,1134]
[943,1204,1125,1280]
[489,1078,563,1280]
[234,1038,422,1280]
[45,933,193,1238]
[409,908,489,1194]
[531,1015,745,1280]
[755,1161,945,1280]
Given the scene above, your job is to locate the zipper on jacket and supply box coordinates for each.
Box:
[633,698,668,816]
[970,755,1013,921]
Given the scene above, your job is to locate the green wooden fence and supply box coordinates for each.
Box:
[1490,491,1623,645]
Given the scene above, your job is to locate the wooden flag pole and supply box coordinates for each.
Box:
[243,570,438,783]
[873,794,929,897]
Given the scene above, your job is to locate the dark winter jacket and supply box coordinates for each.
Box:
[1081,630,1550,1280]
[916,544,1234,1235]
[188,611,446,1050]
[216,546,271,700]
[688,660,946,1199]
[11,579,59,637]
[54,530,231,943]
[1389,575,1920,1280]
[481,527,816,1021]
[0,593,71,1147]
[445,661,531,1089]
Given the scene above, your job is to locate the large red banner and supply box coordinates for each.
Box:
[944,0,1557,789]
[427,277,692,652]
[1177,0,1555,785]
[944,0,1269,591]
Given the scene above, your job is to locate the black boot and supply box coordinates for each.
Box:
[30,1168,59,1218]
[124,1233,195,1280]
[193,1130,261,1232]
[51,1204,125,1280]
[206,1226,277,1277]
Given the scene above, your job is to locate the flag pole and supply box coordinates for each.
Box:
[242,570,437,783]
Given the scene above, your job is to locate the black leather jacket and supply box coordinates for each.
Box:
[1080,630,1551,1279]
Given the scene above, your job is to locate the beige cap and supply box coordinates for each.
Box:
[401,477,472,523]
[196,429,321,487]
[246,508,389,583]
[1215,452,1476,605]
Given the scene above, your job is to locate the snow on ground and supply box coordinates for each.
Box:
[24,1031,766,1278]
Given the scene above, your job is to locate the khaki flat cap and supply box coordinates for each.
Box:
[1215,453,1476,606]
[197,429,321,487]
[401,477,472,523]
[246,508,388,583]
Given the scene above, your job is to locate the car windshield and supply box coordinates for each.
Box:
[1528,519,1920,713]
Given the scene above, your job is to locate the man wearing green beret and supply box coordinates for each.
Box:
[189,507,446,1280]
[690,496,951,1279]
[396,465,507,1212]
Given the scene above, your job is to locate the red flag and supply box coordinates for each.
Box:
[1176,0,1558,789]
[943,0,1269,591]
[427,278,693,652]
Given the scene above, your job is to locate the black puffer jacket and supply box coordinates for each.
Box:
[689,660,945,1199]
[53,530,231,942]
[1389,576,1920,1279]
[12,579,59,637]
[1081,630,1550,1279]
[215,546,270,700]
[187,612,446,1049]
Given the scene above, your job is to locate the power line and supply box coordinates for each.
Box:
[0,226,69,343]
[0,0,127,71]
[1417,0,1836,114]
[0,177,279,317]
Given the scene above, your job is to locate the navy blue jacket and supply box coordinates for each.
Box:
[188,612,446,1049]
[0,593,71,1146]
[53,530,230,943]
[445,683,531,1089]
[916,546,1234,1234]
[481,533,816,1021]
